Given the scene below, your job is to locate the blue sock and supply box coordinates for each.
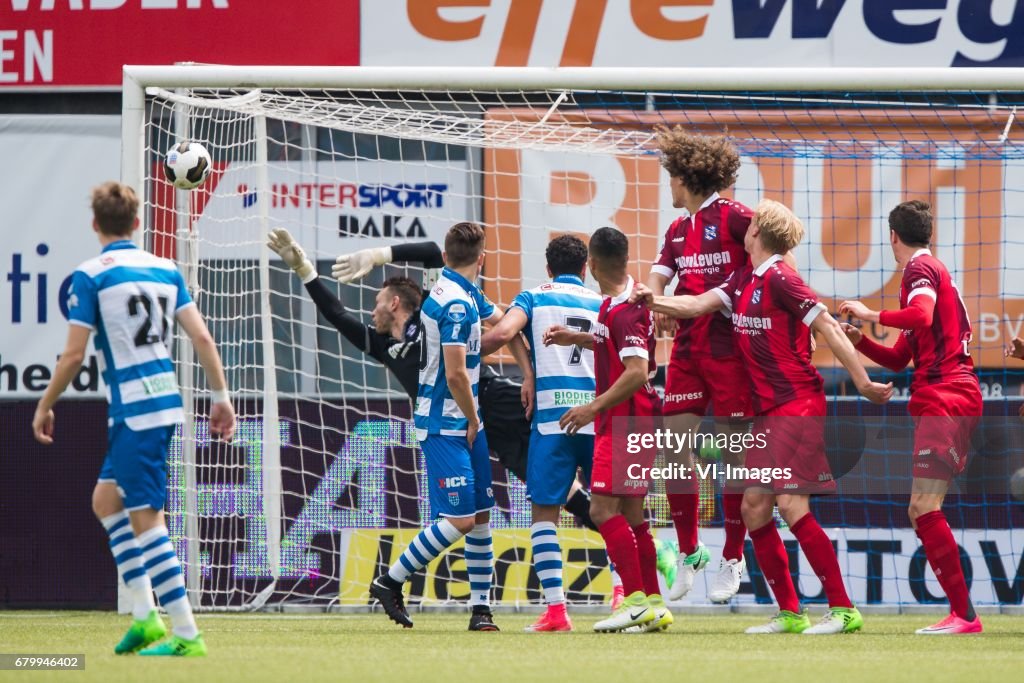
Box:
[531,522,564,605]
[387,518,462,584]
[101,511,154,621]
[465,524,494,608]
[139,525,197,640]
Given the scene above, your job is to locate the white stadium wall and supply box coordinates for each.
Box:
[0,115,121,398]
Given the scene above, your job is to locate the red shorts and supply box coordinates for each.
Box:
[664,354,753,419]
[591,430,657,498]
[745,394,836,494]
[908,380,982,481]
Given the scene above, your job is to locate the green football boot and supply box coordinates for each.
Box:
[744,610,812,634]
[114,610,167,655]
[593,591,656,632]
[668,541,711,600]
[138,633,207,657]
[653,538,679,588]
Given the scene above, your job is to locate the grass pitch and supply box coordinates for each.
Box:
[1,611,1022,683]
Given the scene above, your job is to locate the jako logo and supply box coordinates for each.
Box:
[400,0,1023,67]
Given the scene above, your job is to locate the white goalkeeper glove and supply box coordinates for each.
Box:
[332,246,393,284]
[267,228,316,282]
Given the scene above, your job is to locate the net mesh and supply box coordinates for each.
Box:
[142,84,1024,611]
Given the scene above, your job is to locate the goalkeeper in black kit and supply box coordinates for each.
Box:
[266,228,599,529]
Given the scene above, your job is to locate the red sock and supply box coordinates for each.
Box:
[632,522,662,597]
[722,491,746,562]
[667,493,699,555]
[915,510,973,620]
[599,515,643,596]
[749,522,799,614]
[790,513,852,609]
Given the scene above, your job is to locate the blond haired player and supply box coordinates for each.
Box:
[33,182,235,656]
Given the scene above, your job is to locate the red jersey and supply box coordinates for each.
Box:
[896,249,976,391]
[714,255,827,415]
[651,193,752,360]
[593,276,661,435]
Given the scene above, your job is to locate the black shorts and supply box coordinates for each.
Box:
[478,366,531,483]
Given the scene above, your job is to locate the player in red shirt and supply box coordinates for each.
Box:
[634,199,893,634]
[544,227,668,633]
[647,129,800,602]
[840,200,984,635]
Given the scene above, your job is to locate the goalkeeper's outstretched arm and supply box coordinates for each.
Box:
[267,228,373,354]
[332,241,444,286]
[305,280,374,353]
[391,241,444,270]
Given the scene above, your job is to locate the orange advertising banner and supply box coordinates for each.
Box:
[483,107,1024,371]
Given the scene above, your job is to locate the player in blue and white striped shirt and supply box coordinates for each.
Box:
[370,222,531,631]
[480,235,602,632]
[32,182,235,657]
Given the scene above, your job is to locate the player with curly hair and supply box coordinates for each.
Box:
[647,128,787,603]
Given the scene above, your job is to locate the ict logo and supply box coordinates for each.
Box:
[439,476,468,489]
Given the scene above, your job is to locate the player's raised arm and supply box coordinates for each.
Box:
[268,228,373,353]
[177,304,236,442]
[332,241,444,284]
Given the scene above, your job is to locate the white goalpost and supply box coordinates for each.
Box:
[120,66,1024,614]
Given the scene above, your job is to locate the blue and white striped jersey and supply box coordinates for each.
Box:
[511,274,602,435]
[415,267,497,441]
[67,240,194,430]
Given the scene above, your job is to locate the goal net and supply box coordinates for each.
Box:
[129,68,1024,612]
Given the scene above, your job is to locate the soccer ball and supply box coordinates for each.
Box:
[164,141,212,190]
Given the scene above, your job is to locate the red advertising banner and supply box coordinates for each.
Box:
[1,0,360,89]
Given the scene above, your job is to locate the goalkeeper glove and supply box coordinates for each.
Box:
[267,228,316,282]
[332,246,393,284]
